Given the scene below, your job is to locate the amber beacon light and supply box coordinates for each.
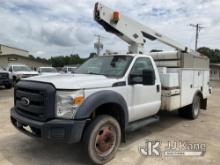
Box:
[111,11,119,24]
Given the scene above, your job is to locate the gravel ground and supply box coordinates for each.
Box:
[0,82,219,165]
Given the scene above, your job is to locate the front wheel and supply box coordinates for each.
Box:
[83,115,121,164]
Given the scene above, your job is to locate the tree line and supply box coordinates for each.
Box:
[29,47,220,67]
[28,53,95,67]
[197,47,220,63]
[49,54,86,67]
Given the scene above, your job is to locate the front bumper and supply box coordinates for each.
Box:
[0,79,12,86]
[11,108,87,144]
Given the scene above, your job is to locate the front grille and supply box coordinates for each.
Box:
[0,73,9,79]
[15,81,56,121]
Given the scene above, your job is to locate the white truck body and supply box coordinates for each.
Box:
[10,2,211,164]
[27,53,210,123]
[160,68,210,111]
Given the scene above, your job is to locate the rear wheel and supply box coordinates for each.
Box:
[83,115,121,164]
[178,106,188,118]
[190,95,201,119]
[178,95,201,119]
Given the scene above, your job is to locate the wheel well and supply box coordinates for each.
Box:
[91,103,126,142]
[196,91,203,100]
[195,91,206,109]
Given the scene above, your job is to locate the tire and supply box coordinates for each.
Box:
[178,95,201,119]
[178,106,188,118]
[82,115,121,164]
[189,95,201,119]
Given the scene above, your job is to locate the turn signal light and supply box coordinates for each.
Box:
[73,96,84,105]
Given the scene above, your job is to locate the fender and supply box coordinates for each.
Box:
[75,90,129,127]
[194,90,203,100]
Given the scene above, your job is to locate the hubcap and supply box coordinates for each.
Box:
[95,124,116,157]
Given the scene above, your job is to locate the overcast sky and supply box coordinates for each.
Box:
[0,0,219,58]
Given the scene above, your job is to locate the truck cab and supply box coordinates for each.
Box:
[73,54,161,122]
[10,54,161,162]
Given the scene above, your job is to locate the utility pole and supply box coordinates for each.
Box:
[189,24,204,50]
[94,34,104,56]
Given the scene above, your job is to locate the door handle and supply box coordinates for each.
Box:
[156,84,160,92]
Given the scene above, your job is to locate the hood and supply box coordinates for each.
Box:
[15,71,39,75]
[39,72,59,76]
[25,74,120,89]
[0,70,9,74]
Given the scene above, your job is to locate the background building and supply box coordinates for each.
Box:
[210,63,220,81]
[0,44,50,70]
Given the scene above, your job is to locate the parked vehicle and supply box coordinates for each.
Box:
[61,66,77,74]
[37,67,58,75]
[10,3,212,164]
[0,66,12,89]
[6,64,38,86]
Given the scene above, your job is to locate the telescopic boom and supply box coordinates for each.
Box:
[94,2,196,55]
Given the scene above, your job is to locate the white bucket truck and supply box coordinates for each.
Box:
[10,2,211,164]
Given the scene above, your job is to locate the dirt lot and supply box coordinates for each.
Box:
[0,82,220,165]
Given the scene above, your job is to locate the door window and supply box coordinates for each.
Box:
[129,57,155,84]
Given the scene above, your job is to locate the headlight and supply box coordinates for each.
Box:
[56,90,84,119]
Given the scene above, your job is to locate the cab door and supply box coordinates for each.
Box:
[127,57,161,122]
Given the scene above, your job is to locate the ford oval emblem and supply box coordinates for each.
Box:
[21,97,30,106]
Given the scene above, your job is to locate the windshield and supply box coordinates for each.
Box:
[13,65,32,72]
[75,55,133,77]
[41,67,57,73]
[0,66,4,71]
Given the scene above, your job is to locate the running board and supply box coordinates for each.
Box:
[126,115,159,132]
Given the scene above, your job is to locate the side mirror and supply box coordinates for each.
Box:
[128,69,155,85]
